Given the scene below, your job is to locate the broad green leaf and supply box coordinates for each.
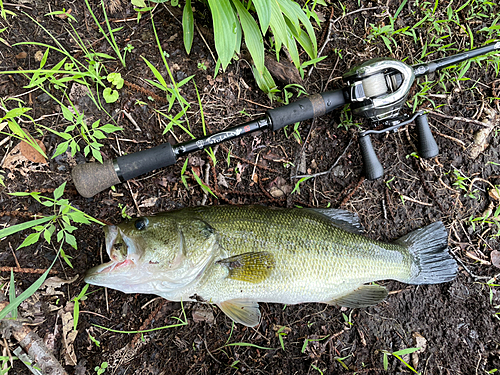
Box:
[269,0,289,61]
[18,232,41,250]
[233,0,265,74]
[52,141,70,159]
[252,65,276,94]
[284,0,317,55]
[4,107,31,120]
[65,232,77,249]
[68,211,91,224]
[285,17,314,59]
[207,0,238,70]
[182,0,194,54]
[103,87,119,103]
[53,182,66,200]
[253,0,271,34]
[99,124,123,133]
[0,216,53,240]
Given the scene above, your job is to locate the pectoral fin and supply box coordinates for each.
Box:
[217,252,275,283]
[329,285,388,308]
[217,299,261,327]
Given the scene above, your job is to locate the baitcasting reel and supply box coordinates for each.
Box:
[341,41,500,179]
[72,42,500,197]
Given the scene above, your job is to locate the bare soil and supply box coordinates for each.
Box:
[1,1,500,374]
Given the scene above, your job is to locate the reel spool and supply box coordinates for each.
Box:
[343,58,415,122]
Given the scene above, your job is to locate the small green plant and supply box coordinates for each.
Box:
[103,72,124,103]
[276,326,290,350]
[72,284,90,331]
[382,347,421,374]
[88,333,101,348]
[449,168,479,199]
[292,176,312,195]
[197,61,207,70]
[310,364,324,374]
[0,182,104,267]
[118,203,132,219]
[94,362,108,375]
[301,335,330,353]
[342,310,354,326]
[335,355,351,370]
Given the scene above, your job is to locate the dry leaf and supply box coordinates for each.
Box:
[20,139,47,163]
[15,51,27,59]
[139,197,158,208]
[42,275,79,296]
[60,305,78,366]
[192,305,215,324]
[491,250,500,269]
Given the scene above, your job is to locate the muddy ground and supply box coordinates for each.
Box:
[1,0,500,374]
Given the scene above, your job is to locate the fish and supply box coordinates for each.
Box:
[85,205,457,327]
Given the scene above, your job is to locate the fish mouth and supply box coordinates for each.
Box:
[84,225,142,288]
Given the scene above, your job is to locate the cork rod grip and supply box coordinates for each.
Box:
[72,160,121,198]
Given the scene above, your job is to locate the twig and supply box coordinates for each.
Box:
[195,23,217,66]
[293,139,354,179]
[8,243,21,269]
[339,176,365,207]
[0,267,58,274]
[427,110,490,128]
[397,194,433,207]
[0,303,68,375]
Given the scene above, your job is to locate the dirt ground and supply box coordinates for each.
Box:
[1,0,500,374]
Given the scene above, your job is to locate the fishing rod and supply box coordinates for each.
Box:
[72,42,500,197]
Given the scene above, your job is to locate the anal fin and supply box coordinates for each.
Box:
[217,299,261,327]
[329,285,388,308]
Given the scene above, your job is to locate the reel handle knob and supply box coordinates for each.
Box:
[358,134,384,180]
[415,113,439,158]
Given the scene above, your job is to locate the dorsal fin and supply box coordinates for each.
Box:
[306,208,364,234]
[217,252,275,283]
[329,285,388,308]
[217,299,261,327]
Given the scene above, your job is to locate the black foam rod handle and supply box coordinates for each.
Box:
[358,134,384,180]
[415,114,439,158]
[267,89,347,131]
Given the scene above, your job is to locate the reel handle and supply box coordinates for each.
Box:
[358,134,384,180]
[415,113,439,158]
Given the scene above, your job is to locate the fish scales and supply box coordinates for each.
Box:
[188,206,410,304]
[85,205,457,326]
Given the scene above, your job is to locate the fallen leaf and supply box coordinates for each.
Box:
[192,305,215,324]
[2,143,28,172]
[217,173,228,188]
[139,197,158,208]
[491,250,500,269]
[42,275,79,296]
[60,304,78,366]
[15,51,27,59]
[20,139,47,163]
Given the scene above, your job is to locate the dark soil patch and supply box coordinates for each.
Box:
[1,1,500,374]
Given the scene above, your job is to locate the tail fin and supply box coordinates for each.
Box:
[395,221,457,285]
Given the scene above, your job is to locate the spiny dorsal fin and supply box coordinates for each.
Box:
[306,208,364,235]
[329,285,388,308]
[217,299,261,327]
[217,252,275,283]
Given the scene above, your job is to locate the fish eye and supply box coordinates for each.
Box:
[134,218,148,231]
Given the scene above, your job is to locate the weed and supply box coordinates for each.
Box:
[382,347,421,374]
[94,362,108,375]
[0,182,104,267]
[94,301,188,333]
[72,284,90,331]
[301,335,330,353]
[449,168,480,200]
[335,355,352,370]
[191,168,217,199]
[88,333,101,348]
[291,176,312,195]
[197,62,208,70]
[103,72,124,103]
[276,325,290,350]
[311,364,324,374]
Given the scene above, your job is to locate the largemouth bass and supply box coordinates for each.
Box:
[85,206,457,326]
